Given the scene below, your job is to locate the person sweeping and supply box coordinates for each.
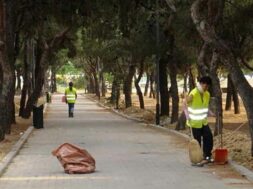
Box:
[185,76,214,166]
[65,82,77,118]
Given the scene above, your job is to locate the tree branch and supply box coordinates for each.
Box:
[239,55,253,71]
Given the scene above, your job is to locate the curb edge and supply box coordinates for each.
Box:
[0,102,49,177]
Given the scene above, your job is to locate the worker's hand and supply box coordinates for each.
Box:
[180,92,187,99]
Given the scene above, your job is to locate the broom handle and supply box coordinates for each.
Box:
[190,126,194,139]
[182,88,193,139]
[217,112,222,148]
[220,116,223,148]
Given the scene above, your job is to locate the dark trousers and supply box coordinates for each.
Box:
[68,103,75,117]
[192,125,213,158]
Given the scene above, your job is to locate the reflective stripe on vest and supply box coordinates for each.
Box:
[188,113,207,120]
[188,107,208,114]
[188,107,208,120]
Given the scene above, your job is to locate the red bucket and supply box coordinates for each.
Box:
[214,148,228,165]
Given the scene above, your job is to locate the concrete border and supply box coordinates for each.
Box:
[85,95,253,183]
[0,102,49,176]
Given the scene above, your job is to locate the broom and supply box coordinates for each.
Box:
[183,98,203,164]
[189,126,203,164]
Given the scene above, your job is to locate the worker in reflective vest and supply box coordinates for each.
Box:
[186,76,214,163]
[65,82,77,118]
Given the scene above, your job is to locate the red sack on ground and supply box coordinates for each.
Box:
[52,143,96,174]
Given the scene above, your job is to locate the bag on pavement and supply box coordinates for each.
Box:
[52,143,96,174]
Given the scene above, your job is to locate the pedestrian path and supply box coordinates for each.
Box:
[0,94,252,189]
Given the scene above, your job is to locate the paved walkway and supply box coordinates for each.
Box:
[0,94,252,189]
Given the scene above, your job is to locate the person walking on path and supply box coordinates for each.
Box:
[65,82,77,117]
[185,76,214,165]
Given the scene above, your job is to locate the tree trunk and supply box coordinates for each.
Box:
[44,70,50,92]
[51,68,57,93]
[229,62,253,155]
[135,61,145,109]
[209,51,223,136]
[115,81,120,109]
[231,76,240,114]
[123,64,135,108]
[225,74,232,111]
[189,67,196,91]
[144,73,150,96]
[19,40,29,117]
[225,74,240,114]
[110,75,121,109]
[22,64,46,118]
[0,0,16,136]
[101,73,106,97]
[159,57,169,116]
[177,70,187,130]
[22,43,48,118]
[183,73,187,92]
[232,89,240,114]
[110,78,117,104]
[176,112,186,130]
[149,71,156,98]
[88,76,95,94]
[169,61,179,123]
[93,71,100,99]
[16,67,21,91]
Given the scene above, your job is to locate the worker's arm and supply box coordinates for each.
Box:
[186,95,193,104]
[181,91,193,104]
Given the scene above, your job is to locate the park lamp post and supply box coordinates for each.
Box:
[155,0,160,125]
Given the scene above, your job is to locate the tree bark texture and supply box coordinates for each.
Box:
[0,0,16,137]
[144,73,150,96]
[225,74,232,111]
[149,71,156,98]
[16,67,21,91]
[225,74,240,114]
[101,73,106,97]
[169,60,179,123]
[135,60,145,109]
[159,57,169,116]
[93,72,100,99]
[123,64,135,108]
[188,67,196,91]
[19,40,30,117]
[51,67,57,93]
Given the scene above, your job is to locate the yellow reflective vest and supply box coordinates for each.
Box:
[186,88,210,128]
[65,87,77,104]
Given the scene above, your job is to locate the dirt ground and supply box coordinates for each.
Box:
[0,117,31,161]
[0,96,45,162]
[88,92,253,172]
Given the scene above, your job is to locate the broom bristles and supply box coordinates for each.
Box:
[189,139,203,164]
